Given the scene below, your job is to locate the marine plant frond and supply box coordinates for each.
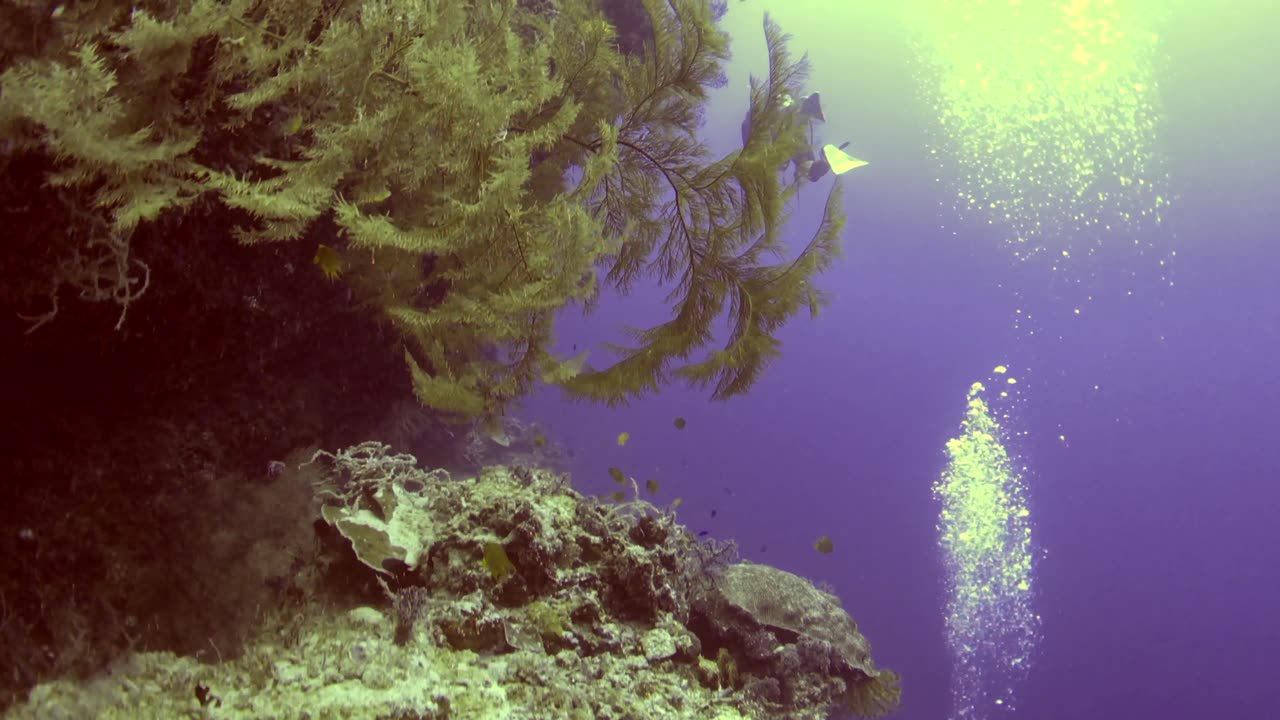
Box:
[334,199,454,254]
[844,669,903,718]
[0,40,207,234]
[405,349,487,419]
[562,8,841,406]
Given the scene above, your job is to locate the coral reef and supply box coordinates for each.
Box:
[4,446,898,719]
[0,2,879,715]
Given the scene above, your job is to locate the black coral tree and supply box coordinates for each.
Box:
[0,0,846,418]
[565,3,845,404]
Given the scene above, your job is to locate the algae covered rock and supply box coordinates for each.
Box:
[311,443,448,575]
[690,561,902,718]
[720,561,877,672]
[6,442,899,720]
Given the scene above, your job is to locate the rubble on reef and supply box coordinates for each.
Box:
[4,443,898,720]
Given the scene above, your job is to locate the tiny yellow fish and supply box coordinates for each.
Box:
[609,490,626,503]
[617,432,630,446]
[483,422,509,445]
[484,420,512,447]
[533,433,546,447]
[285,113,304,135]
[313,244,342,280]
[608,467,626,485]
[821,143,869,175]
[482,542,516,582]
[673,417,687,430]
[670,497,683,510]
[353,184,392,205]
[541,349,590,384]
[813,536,834,554]
[645,478,660,495]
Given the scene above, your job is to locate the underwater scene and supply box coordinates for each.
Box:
[0,0,1275,718]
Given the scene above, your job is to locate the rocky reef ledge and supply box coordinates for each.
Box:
[7,443,898,720]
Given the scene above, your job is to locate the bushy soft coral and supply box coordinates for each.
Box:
[845,670,902,718]
[1,0,846,421]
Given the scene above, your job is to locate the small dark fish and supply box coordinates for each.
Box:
[673,416,687,430]
[808,155,831,182]
[799,92,825,122]
[610,490,626,503]
[645,478,660,495]
[813,535,835,554]
[698,530,710,537]
[608,466,627,485]
[710,509,718,519]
